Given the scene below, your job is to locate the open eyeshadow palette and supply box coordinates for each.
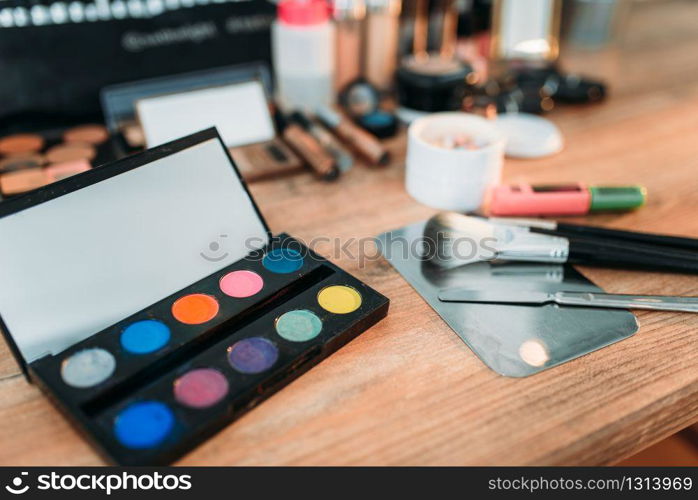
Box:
[100,63,274,155]
[100,64,304,183]
[0,124,116,200]
[0,128,389,465]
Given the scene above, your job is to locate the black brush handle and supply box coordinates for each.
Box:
[555,223,698,252]
[564,234,698,262]
[532,227,698,261]
[566,239,698,273]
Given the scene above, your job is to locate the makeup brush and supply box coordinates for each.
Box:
[424,212,698,273]
[423,212,568,269]
[487,217,698,265]
[490,217,698,252]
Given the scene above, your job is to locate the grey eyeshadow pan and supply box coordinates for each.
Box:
[61,348,116,388]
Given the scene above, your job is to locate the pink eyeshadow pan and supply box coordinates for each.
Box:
[219,270,264,298]
[173,368,229,409]
[45,160,91,182]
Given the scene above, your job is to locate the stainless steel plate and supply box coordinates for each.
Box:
[376,221,639,377]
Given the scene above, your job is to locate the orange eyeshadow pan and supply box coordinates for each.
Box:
[63,124,109,145]
[0,168,47,195]
[0,134,45,155]
[171,294,219,324]
[45,160,91,182]
[45,143,96,163]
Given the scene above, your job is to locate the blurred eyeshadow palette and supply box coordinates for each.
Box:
[0,128,389,465]
[0,124,110,199]
[0,0,275,199]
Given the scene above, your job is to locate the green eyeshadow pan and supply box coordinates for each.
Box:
[275,309,323,342]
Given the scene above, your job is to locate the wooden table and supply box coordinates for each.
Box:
[1,2,698,467]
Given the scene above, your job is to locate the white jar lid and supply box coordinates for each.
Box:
[495,113,564,159]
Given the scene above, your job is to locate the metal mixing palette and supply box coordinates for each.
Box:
[376,221,639,377]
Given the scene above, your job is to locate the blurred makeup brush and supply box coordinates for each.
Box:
[423,212,568,269]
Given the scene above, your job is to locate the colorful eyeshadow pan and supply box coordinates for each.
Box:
[0,168,47,195]
[219,270,264,298]
[45,143,96,163]
[0,154,44,173]
[174,368,229,409]
[63,124,109,145]
[120,320,171,354]
[45,160,91,182]
[122,122,146,148]
[227,337,279,374]
[114,401,174,449]
[262,248,304,273]
[172,294,219,324]
[275,310,323,342]
[61,348,116,388]
[317,286,362,314]
[0,133,44,155]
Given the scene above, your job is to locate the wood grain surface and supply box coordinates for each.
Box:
[1,1,697,466]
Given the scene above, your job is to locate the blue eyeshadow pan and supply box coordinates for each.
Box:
[114,401,174,449]
[262,248,304,273]
[120,320,171,354]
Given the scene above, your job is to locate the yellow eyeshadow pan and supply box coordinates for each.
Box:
[317,285,362,314]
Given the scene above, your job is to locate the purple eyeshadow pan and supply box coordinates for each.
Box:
[227,337,278,374]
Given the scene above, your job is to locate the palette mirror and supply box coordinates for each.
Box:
[0,132,269,366]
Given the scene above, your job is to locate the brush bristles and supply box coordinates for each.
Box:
[426,212,495,239]
[423,212,498,268]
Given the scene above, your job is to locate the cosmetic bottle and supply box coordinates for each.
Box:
[272,0,336,111]
[364,0,402,90]
[333,0,367,91]
[490,0,562,74]
[395,0,475,123]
